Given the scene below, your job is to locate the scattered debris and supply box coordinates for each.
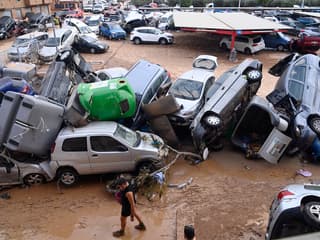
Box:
[168,177,193,189]
[296,169,312,177]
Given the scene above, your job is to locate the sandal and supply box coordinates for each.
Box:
[113,230,124,237]
[135,223,146,231]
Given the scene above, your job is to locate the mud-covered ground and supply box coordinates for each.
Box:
[1,31,320,240]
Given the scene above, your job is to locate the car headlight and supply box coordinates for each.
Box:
[98,44,105,49]
[182,110,195,117]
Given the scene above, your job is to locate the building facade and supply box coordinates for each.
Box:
[0,0,53,19]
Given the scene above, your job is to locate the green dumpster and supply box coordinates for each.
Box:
[78,78,136,121]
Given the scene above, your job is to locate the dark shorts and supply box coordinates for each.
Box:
[121,205,131,217]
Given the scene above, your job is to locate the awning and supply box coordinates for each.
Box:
[173,12,291,32]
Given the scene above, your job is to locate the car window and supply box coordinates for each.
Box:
[0,157,14,168]
[98,72,110,81]
[236,36,248,43]
[288,80,304,101]
[113,124,139,147]
[168,79,203,100]
[290,65,306,83]
[253,37,262,43]
[62,137,87,152]
[37,34,48,41]
[62,30,72,43]
[90,136,128,152]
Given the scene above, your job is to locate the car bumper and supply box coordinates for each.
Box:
[39,55,55,63]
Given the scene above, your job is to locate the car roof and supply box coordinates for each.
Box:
[88,15,101,20]
[178,69,213,83]
[125,60,162,95]
[49,28,72,37]
[59,121,117,137]
[17,31,48,39]
[134,26,156,30]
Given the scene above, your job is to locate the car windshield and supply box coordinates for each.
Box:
[87,20,100,26]
[253,36,262,43]
[45,37,60,47]
[13,38,32,47]
[114,124,140,147]
[79,26,92,34]
[168,79,203,100]
[159,17,167,23]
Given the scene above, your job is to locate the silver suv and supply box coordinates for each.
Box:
[50,121,168,186]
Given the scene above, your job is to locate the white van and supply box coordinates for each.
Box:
[158,12,173,30]
[63,18,97,39]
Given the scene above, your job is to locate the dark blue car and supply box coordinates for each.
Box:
[262,32,290,51]
[0,77,35,95]
[99,22,126,40]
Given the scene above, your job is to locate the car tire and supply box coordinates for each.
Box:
[23,173,45,186]
[134,37,141,45]
[90,48,96,54]
[137,161,156,175]
[159,38,167,45]
[203,114,222,128]
[303,201,320,229]
[245,69,262,84]
[221,43,228,50]
[307,114,320,136]
[277,44,285,51]
[244,48,252,55]
[58,168,78,187]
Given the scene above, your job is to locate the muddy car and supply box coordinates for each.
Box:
[168,55,217,126]
[231,95,291,164]
[190,59,262,159]
[266,183,320,240]
[50,121,168,186]
[268,54,320,154]
[0,155,53,186]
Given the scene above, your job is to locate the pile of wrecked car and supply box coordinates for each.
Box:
[0,47,320,189]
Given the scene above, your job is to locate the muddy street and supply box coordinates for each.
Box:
[1,32,320,240]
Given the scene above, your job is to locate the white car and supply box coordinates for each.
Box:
[266,183,320,239]
[63,18,97,39]
[219,35,265,54]
[130,27,174,45]
[168,55,218,126]
[39,28,77,63]
[95,67,128,81]
[93,4,104,13]
[85,15,101,34]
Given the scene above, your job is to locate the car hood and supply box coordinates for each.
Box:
[88,26,99,32]
[39,46,57,57]
[174,97,199,114]
[137,131,165,153]
[8,46,29,55]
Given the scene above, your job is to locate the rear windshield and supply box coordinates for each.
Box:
[168,79,203,100]
[253,37,262,43]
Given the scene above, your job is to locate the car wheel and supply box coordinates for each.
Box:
[221,43,228,50]
[159,38,167,45]
[245,69,262,84]
[58,168,78,187]
[203,114,221,128]
[303,201,320,229]
[277,44,285,51]
[307,114,320,135]
[90,48,96,54]
[23,173,45,185]
[244,48,252,55]
[137,161,156,175]
[134,37,141,45]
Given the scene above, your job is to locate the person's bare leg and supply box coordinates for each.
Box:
[121,216,127,231]
[134,212,143,224]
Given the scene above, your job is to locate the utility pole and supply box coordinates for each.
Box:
[301,0,305,8]
[238,0,241,11]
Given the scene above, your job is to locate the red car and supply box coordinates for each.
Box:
[66,8,84,19]
[290,35,320,54]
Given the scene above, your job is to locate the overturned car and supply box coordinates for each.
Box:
[190,59,263,159]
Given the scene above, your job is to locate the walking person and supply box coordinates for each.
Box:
[113,178,146,237]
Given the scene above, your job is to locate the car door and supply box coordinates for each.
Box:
[0,157,20,185]
[150,29,160,42]
[88,135,132,173]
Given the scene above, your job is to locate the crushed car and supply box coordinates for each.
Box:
[266,183,320,240]
[49,121,168,186]
[0,153,54,186]
[190,59,263,159]
[0,16,16,40]
[168,55,217,126]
